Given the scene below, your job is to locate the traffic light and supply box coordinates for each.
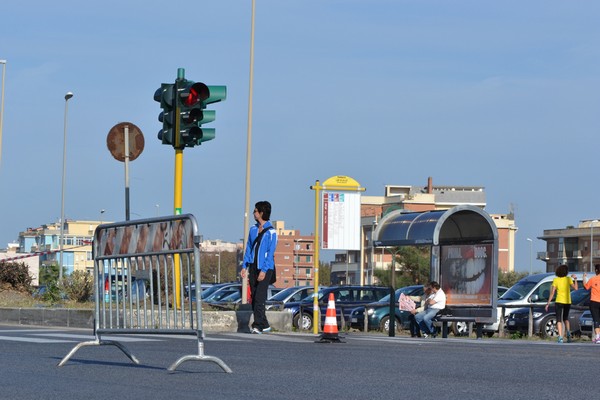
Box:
[154,84,175,145]
[177,79,226,148]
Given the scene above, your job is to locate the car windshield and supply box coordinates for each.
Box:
[200,284,229,299]
[205,288,238,302]
[219,291,241,302]
[376,286,420,303]
[269,287,297,301]
[571,288,590,304]
[500,280,540,300]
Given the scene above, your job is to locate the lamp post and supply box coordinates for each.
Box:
[591,220,598,273]
[59,92,74,281]
[526,238,533,275]
[0,59,6,170]
[241,0,256,306]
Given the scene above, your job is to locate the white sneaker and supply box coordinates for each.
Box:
[251,327,262,334]
[262,326,272,333]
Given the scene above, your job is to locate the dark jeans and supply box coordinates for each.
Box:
[249,266,273,330]
[408,313,421,337]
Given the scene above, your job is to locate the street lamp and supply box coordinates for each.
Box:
[526,238,533,275]
[241,0,256,306]
[59,91,74,281]
[0,59,6,170]
[591,220,598,273]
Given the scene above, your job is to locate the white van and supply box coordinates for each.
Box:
[482,272,585,334]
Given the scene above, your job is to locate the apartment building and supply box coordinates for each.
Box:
[271,221,315,288]
[18,220,100,275]
[538,219,599,273]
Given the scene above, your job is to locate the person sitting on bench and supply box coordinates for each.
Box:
[414,281,446,338]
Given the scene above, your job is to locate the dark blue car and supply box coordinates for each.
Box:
[285,285,390,330]
[350,285,424,333]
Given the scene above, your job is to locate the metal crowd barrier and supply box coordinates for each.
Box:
[58,214,231,373]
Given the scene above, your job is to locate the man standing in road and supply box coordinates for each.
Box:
[241,201,278,334]
[414,281,446,338]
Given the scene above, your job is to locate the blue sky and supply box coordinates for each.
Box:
[1,1,599,273]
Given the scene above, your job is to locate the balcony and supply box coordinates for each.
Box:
[537,250,582,261]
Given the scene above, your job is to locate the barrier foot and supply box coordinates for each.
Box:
[315,334,345,343]
[168,354,233,373]
[57,339,140,367]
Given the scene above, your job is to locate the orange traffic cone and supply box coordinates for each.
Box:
[316,293,344,343]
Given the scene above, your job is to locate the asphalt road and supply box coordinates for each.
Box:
[0,324,597,400]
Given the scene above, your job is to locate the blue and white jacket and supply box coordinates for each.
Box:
[243,221,278,273]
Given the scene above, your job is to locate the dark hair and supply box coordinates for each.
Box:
[255,201,272,221]
[555,264,568,277]
[429,281,440,290]
[595,264,600,275]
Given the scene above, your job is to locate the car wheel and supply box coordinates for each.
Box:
[452,321,470,336]
[293,312,313,331]
[379,316,401,334]
[540,315,558,338]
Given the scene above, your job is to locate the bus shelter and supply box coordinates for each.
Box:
[373,205,498,335]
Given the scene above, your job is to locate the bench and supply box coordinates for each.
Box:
[433,310,483,339]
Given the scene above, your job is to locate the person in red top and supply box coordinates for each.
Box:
[583,264,600,343]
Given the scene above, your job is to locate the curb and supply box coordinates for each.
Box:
[0,307,293,333]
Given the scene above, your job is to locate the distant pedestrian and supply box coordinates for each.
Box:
[583,264,600,343]
[241,201,278,334]
[545,264,578,343]
[414,281,446,338]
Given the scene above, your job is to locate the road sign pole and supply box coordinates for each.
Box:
[124,124,130,221]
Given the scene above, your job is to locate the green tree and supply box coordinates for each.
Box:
[374,246,430,289]
[318,261,331,286]
[0,261,33,291]
[498,271,528,288]
[62,270,94,302]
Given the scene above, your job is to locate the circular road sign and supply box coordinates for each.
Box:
[107,122,145,162]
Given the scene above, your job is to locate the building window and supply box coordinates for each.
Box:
[305,256,311,263]
[306,268,311,275]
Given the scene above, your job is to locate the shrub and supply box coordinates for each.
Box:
[61,270,94,302]
[0,261,33,291]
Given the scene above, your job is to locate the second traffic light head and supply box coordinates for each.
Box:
[154,84,176,145]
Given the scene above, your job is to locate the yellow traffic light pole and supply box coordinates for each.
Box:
[173,73,184,307]
[311,180,322,335]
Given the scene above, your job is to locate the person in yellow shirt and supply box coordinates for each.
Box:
[545,264,578,343]
[583,264,600,343]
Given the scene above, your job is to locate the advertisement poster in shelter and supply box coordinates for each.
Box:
[440,244,493,306]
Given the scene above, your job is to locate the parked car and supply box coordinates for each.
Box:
[188,282,239,302]
[505,288,590,337]
[265,286,316,311]
[497,286,509,298]
[349,285,424,333]
[184,282,214,299]
[286,285,390,330]
[482,273,586,335]
[579,310,593,338]
[204,284,280,309]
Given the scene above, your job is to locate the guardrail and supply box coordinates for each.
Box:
[58,214,231,373]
